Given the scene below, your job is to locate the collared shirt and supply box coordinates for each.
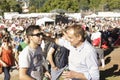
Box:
[59,38,99,80]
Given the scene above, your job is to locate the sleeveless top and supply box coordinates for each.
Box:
[1,47,14,66]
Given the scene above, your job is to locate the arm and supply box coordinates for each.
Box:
[62,70,87,80]
[19,49,35,80]
[42,60,51,79]
[62,49,99,80]
[85,50,99,80]
[62,59,99,80]
[44,71,51,79]
[0,60,8,67]
[0,47,2,56]
[46,47,58,70]
[19,68,35,80]
[0,47,8,67]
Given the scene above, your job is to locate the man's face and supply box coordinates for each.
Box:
[66,28,81,47]
[30,29,43,45]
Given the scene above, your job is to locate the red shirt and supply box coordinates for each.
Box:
[1,47,14,66]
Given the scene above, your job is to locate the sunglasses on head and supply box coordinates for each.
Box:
[31,32,43,37]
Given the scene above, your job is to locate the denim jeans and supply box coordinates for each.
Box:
[3,67,11,80]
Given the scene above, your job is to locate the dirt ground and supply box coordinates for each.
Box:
[0,47,120,80]
[100,47,120,80]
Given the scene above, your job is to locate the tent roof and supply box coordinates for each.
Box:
[40,17,54,22]
[36,17,54,26]
[85,13,97,18]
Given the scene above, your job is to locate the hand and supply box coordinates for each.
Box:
[62,70,75,79]
[44,71,51,79]
[2,63,8,67]
[15,65,19,69]
[52,66,59,70]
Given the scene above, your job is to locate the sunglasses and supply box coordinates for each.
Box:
[31,32,43,37]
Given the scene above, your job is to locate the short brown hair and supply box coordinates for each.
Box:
[66,24,85,41]
[26,25,41,36]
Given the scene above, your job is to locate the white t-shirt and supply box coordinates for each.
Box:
[19,46,44,80]
[91,31,101,40]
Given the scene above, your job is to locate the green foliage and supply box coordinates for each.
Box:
[12,4,22,13]
[0,0,120,13]
[79,0,90,10]
[108,0,120,10]
[89,0,101,11]
[0,0,22,14]
[40,0,79,12]
[29,6,36,13]
[29,0,47,12]
[99,0,107,11]
[0,0,10,12]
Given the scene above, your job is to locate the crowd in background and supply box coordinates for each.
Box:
[0,16,120,80]
[0,16,120,47]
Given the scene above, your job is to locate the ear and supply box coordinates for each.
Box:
[78,35,82,41]
[29,36,33,41]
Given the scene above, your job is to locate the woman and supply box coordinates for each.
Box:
[0,37,15,80]
[47,33,69,80]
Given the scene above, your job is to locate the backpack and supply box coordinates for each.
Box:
[53,44,69,69]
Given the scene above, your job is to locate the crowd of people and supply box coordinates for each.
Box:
[0,15,120,80]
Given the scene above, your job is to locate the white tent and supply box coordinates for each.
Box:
[85,13,98,18]
[36,17,55,26]
[98,12,120,17]
[66,13,81,21]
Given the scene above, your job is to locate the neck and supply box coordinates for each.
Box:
[75,41,83,48]
[24,40,29,44]
[3,45,9,49]
[29,43,38,49]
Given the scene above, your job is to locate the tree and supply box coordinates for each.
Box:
[99,0,108,11]
[108,0,120,11]
[89,0,101,12]
[0,0,22,14]
[79,0,90,11]
[0,0,120,14]
[0,0,10,12]
[29,0,47,12]
[29,5,36,13]
[40,0,79,12]
[12,4,22,13]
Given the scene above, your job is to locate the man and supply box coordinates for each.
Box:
[19,25,51,80]
[56,24,99,80]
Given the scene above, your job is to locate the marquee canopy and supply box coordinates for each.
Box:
[36,17,55,26]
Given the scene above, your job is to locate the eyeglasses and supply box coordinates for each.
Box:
[31,32,43,37]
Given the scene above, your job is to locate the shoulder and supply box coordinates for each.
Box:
[19,46,32,63]
[21,46,29,52]
[83,40,96,53]
[19,46,30,57]
[48,42,56,49]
